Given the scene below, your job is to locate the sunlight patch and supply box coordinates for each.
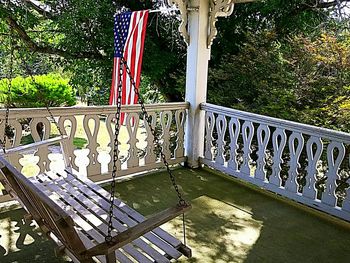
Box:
[161,195,263,262]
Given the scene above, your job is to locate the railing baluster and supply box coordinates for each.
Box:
[7,120,23,171]
[303,137,323,199]
[241,121,254,176]
[200,103,350,221]
[126,113,140,168]
[0,103,189,203]
[322,141,345,207]
[228,117,240,172]
[58,116,78,170]
[174,110,186,159]
[144,112,157,165]
[30,117,51,173]
[215,114,227,165]
[160,111,172,161]
[204,111,215,161]
[83,115,101,177]
[106,114,121,173]
[343,157,350,211]
[285,132,304,193]
[255,124,270,182]
[269,128,287,187]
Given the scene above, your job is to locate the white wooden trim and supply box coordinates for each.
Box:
[0,102,189,119]
[201,103,350,143]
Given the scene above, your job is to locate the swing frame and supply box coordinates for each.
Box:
[0,136,192,262]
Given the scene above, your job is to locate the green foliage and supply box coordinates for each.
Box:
[1,0,350,132]
[0,74,76,108]
[208,30,350,130]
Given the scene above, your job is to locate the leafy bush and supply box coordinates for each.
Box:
[0,74,76,108]
[208,31,350,131]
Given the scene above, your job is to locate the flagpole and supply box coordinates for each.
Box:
[148,8,178,13]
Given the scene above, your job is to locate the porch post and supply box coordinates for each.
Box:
[184,0,210,168]
[169,0,248,167]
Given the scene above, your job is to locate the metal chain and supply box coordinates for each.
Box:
[106,11,187,242]
[106,59,124,242]
[121,57,186,206]
[1,26,14,153]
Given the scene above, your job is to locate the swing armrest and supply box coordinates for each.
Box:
[0,135,69,155]
[84,203,191,257]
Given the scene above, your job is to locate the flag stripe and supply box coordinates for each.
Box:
[109,10,149,124]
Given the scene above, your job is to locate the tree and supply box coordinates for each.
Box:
[0,0,349,132]
[208,30,350,130]
[0,0,186,102]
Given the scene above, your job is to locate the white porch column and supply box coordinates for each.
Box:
[184,0,210,168]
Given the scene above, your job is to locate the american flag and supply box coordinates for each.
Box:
[109,10,149,123]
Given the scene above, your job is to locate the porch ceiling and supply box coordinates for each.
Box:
[1,167,350,263]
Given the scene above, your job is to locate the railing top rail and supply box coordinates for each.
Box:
[201,103,350,143]
[0,102,189,119]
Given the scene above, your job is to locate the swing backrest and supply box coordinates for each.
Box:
[1,135,71,169]
[0,155,87,255]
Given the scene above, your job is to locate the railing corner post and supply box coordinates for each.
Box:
[184,0,210,168]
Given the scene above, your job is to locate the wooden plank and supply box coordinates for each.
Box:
[61,172,183,260]
[86,204,191,256]
[30,176,133,263]
[1,135,68,155]
[45,172,171,263]
[69,170,182,248]
[36,173,151,263]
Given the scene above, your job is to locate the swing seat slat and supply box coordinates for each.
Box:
[0,136,191,262]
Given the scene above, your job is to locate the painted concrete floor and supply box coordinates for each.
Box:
[1,167,350,263]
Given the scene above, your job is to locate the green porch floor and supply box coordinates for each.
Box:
[1,167,350,263]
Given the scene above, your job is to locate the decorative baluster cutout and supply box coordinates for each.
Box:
[174,110,186,158]
[144,112,157,165]
[58,116,78,170]
[240,121,254,176]
[321,141,345,207]
[215,114,227,166]
[83,115,101,176]
[7,120,23,170]
[160,111,172,161]
[269,128,287,187]
[228,117,241,172]
[255,124,271,181]
[204,112,215,160]
[285,132,304,193]
[30,117,51,173]
[106,114,121,173]
[126,113,140,168]
[303,137,323,199]
[343,156,350,212]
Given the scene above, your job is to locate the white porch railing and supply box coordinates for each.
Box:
[201,103,350,222]
[0,102,188,203]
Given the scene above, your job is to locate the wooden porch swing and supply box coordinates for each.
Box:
[0,12,191,263]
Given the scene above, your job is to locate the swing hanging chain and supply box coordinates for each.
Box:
[121,57,186,207]
[106,12,187,243]
[105,57,187,243]
[1,25,14,153]
[106,59,124,243]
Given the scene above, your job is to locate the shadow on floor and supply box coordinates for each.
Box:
[114,167,350,263]
[0,206,70,263]
[1,167,350,262]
